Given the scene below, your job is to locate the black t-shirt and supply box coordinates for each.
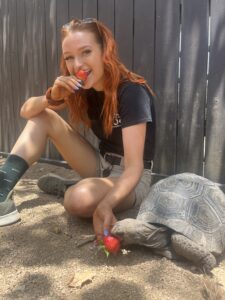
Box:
[86,81,155,161]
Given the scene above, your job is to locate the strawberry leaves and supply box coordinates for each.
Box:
[97,241,110,258]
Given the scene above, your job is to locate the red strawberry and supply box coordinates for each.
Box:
[76,70,88,82]
[103,235,121,254]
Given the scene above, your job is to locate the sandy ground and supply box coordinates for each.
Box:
[0,159,225,300]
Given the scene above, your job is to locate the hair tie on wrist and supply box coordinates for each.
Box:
[46,87,65,106]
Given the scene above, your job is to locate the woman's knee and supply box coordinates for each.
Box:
[30,109,57,125]
[30,109,65,136]
[63,184,96,217]
[28,109,54,130]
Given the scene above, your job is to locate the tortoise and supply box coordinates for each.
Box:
[112,173,225,272]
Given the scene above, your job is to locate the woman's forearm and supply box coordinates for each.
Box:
[20,95,48,119]
[101,165,144,209]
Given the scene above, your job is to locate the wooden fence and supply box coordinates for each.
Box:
[0,0,225,185]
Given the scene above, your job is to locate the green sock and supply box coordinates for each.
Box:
[0,154,29,202]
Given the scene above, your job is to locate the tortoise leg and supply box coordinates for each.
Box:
[153,246,180,260]
[171,233,216,272]
[128,223,178,260]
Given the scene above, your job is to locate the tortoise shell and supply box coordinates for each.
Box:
[137,173,225,255]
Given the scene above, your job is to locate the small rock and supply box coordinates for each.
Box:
[121,249,131,255]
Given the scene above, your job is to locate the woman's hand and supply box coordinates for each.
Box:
[93,202,117,240]
[51,75,83,100]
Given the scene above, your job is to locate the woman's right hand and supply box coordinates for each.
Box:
[51,75,83,100]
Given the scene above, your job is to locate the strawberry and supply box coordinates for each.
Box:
[76,70,88,82]
[103,235,121,254]
[96,230,121,257]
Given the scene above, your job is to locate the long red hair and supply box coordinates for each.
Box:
[60,18,154,136]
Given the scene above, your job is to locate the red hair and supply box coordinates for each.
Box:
[60,19,154,136]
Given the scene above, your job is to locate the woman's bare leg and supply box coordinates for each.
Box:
[10,109,135,218]
[11,109,98,178]
[64,177,136,217]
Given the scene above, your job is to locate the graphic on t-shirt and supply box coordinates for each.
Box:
[113,113,122,128]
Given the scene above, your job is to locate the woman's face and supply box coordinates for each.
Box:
[62,30,104,91]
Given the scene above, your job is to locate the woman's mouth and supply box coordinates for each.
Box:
[76,70,89,82]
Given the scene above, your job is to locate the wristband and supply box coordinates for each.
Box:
[45,87,65,106]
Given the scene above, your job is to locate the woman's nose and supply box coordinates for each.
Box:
[73,57,83,72]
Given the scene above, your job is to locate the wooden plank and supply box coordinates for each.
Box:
[83,0,97,19]
[44,0,60,160]
[177,0,209,175]
[1,0,15,152]
[153,0,180,175]
[205,0,225,183]
[0,0,27,153]
[44,0,58,87]
[25,0,47,96]
[54,0,69,157]
[69,0,82,20]
[26,0,60,160]
[43,1,69,159]
[0,0,6,151]
[133,0,155,86]
[114,0,133,70]
[98,0,114,34]
[0,0,4,149]
[1,0,8,151]
[7,0,22,147]
[56,0,68,68]
[16,0,29,106]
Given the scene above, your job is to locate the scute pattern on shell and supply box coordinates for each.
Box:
[137,173,225,255]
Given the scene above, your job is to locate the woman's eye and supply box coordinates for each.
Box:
[82,49,91,56]
[64,56,74,61]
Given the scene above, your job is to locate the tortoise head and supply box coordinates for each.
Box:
[112,218,160,246]
[112,218,171,249]
[111,218,141,245]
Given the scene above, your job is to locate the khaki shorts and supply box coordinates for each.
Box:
[96,151,153,207]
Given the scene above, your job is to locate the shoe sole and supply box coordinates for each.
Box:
[0,209,21,226]
[37,173,79,196]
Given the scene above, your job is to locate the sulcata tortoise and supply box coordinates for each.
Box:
[112,173,225,272]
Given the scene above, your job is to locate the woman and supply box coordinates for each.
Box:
[0,19,155,240]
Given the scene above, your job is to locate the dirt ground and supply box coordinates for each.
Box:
[0,158,225,300]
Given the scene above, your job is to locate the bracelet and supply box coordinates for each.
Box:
[45,87,65,106]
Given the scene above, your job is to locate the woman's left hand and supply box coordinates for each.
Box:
[93,202,117,240]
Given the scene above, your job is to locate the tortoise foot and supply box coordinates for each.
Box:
[171,233,217,272]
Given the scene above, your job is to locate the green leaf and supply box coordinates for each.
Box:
[97,245,105,252]
[104,249,110,258]
[96,244,110,257]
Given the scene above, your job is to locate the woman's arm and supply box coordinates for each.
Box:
[20,95,66,119]
[103,123,146,207]
[93,122,146,237]
[20,74,83,119]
